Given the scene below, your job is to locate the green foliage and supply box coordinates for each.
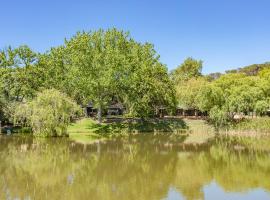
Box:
[196,84,224,112]
[209,106,230,129]
[225,62,270,76]
[172,57,203,83]
[0,46,16,68]
[0,45,41,103]
[0,29,176,126]
[68,118,188,139]
[227,84,264,113]
[41,28,176,120]
[15,89,81,137]
[193,71,270,128]
[0,91,5,121]
[173,58,206,110]
[1,29,270,134]
[176,77,208,110]
[255,100,269,116]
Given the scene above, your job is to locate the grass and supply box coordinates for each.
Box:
[67,117,218,144]
[68,119,104,143]
[67,117,189,143]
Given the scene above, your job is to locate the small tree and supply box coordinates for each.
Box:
[16,89,81,137]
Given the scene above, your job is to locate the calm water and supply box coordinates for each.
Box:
[0,134,270,200]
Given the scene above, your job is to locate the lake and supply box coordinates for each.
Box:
[0,134,270,200]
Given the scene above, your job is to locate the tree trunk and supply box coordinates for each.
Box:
[195,110,198,118]
[97,106,102,124]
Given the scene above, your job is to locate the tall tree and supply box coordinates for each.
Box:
[172,57,203,83]
[0,45,39,101]
[60,28,175,122]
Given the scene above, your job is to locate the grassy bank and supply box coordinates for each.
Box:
[67,117,217,144]
[4,117,269,143]
[68,118,189,143]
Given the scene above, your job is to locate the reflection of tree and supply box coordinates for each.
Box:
[1,136,270,200]
[173,152,212,200]
[208,144,270,192]
[173,139,270,200]
[0,137,178,200]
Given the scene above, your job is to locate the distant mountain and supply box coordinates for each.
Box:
[225,62,270,76]
[206,62,270,80]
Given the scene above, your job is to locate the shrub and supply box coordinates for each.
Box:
[209,106,230,130]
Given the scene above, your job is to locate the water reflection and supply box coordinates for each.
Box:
[0,135,270,200]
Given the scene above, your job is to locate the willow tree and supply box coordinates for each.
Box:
[15,89,80,137]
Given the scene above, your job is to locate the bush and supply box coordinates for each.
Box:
[15,89,81,137]
[209,106,230,130]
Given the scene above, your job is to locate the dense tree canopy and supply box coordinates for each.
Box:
[1,28,270,133]
[196,72,270,127]
[0,28,176,127]
[173,58,205,112]
[175,77,208,110]
[172,56,270,128]
[0,45,41,101]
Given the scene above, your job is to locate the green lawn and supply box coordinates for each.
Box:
[67,117,189,143]
[67,118,105,143]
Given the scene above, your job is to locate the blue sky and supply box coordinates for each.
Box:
[1,0,270,74]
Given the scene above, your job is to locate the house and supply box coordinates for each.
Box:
[85,102,125,117]
[86,102,97,117]
[107,103,124,116]
[156,106,168,118]
[176,107,207,117]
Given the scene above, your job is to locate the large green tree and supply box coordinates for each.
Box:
[47,29,176,122]
[0,45,40,101]
[194,71,270,127]
[173,57,205,113]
